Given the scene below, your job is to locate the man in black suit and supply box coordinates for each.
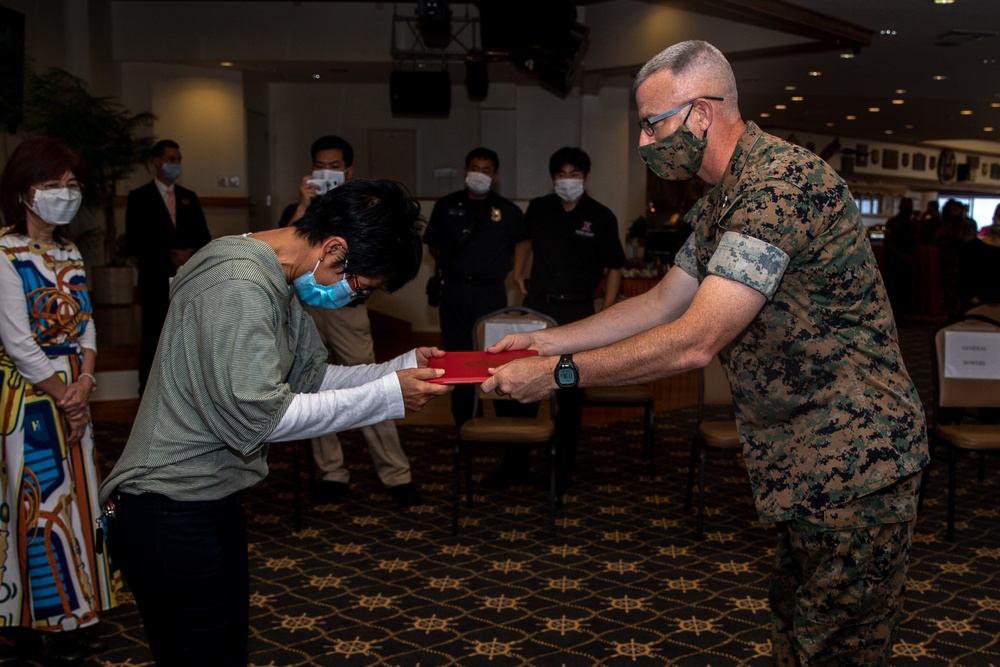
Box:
[126,139,211,394]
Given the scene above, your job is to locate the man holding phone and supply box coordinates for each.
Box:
[279,135,422,507]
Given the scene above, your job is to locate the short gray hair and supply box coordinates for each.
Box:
[634,40,738,108]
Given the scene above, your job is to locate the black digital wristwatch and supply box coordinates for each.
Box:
[553,354,580,388]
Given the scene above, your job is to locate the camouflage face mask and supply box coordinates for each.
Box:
[637,120,707,181]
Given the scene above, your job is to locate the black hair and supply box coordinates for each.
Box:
[310,135,354,167]
[292,179,423,292]
[152,139,179,158]
[548,146,591,177]
[465,147,499,171]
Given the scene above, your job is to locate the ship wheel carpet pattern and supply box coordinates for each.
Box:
[3,322,1000,666]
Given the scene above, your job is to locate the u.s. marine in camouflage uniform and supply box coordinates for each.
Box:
[482,40,928,666]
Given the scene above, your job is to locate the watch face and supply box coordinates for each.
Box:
[556,367,577,386]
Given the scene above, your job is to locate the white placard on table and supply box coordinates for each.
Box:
[944,330,1000,379]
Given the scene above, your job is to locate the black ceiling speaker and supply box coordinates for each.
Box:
[390,70,451,117]
[478,0,588,95]
[0,6,26,134]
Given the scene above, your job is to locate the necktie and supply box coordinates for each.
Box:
[166,187,177,227]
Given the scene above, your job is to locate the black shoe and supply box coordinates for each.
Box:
[76,624,107,653]
[532,473,572,496]
[15,630,83,665]
[481,468,532,491]
[387,482,423,507]
[311,480,349,504]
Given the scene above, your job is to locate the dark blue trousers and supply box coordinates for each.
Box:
[106,491,249,667]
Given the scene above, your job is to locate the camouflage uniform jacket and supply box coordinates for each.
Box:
[674,122,928,523]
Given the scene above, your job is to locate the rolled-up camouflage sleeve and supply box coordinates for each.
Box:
[707,231,789,300]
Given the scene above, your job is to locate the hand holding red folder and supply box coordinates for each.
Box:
[426,350,539,384]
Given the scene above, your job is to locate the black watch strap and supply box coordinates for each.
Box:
[554,354,579,388]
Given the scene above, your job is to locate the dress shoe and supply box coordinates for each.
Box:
[387,482,423,507]
[76,624,108,653]
[480,468,531,491]
[15,630,83,665]
[311,480,349,504]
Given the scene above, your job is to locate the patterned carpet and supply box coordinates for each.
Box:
[3,320,1000,666]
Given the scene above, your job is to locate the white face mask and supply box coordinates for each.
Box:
[464,171,493,196]
[553,178,585,203]
[26,188,83,226]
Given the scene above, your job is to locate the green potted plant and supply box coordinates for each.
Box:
[22,68,155,303]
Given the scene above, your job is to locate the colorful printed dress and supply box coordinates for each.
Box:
[0,228,119,631]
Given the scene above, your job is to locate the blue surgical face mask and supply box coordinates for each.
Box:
[293,257,356,309]
[160,163,182,181]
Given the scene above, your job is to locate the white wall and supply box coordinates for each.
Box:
[119,62,249,239]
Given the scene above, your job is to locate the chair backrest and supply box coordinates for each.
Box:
[697,356,734,421]
[472,306,558,415]
[934,315,1000,410]
[966,303,1000,323]
[475,306,557,351]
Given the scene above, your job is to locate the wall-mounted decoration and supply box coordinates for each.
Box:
[967,155,981,169]
[856,144,868,167]
[902,153,910,168]
[991,163,1000,180]
[938,149,957,184]
[912,153,926,171]
[870,149,880,166]
[882,149,899,170]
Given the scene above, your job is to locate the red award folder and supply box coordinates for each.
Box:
[427,350,538,384]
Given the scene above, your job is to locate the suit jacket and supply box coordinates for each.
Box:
[126,180,211,305]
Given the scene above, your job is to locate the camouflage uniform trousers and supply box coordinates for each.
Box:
[769,473,921,666]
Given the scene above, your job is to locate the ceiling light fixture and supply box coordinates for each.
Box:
[313,74,321,79]
[892,99,905,105]
[880,29,897,36]
[785,85,797,91]
[791,96,804,102]
[960,109,973,115]
[934,0,955,4]
[992,102,1000,108]
[808,71,822,77]
[905,124,915,129]
[985,127,995,132]
[220,61,234,67]
[840,53,856,59]
[884,130,894,135]
[933,75,947,81]
[895,89,907,94]
[868,107,881,112]
[775,104,787,110]
[760,112,771,118]
[825,122,835,127]
[846,115,857,120]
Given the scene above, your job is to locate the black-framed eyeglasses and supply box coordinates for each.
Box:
[347,274,375,299]
[637,96,724,136]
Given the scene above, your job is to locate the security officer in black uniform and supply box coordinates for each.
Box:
[502,146,627,493]
[424,147,524,426]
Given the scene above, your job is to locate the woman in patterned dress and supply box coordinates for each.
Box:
[0,137,118,663]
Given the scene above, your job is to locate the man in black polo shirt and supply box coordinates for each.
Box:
[501,146,626,493]
[424,147,524,426]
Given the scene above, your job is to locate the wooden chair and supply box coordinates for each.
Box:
[453,307,560,536]
[684,356,741,539]
[927,314,1000,541]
